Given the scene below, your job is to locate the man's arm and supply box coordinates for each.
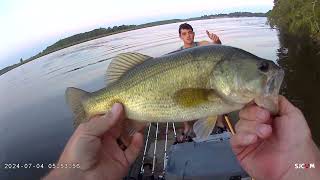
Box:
[198,40,221,46]
[280,138,320,180]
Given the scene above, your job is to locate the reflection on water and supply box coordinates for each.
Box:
[0,17,303,179]
[277,33,320,145]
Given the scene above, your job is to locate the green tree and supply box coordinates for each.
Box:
[268,0,320,39]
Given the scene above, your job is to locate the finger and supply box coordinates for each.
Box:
[124,132,144,164]
[214,35,219,41]
[81,103,125,137]
[235,119,257,134]
[256,124,272,139]
[230,132,258,148]
[207,31,213,39]
[278,95,299,115]
[239,104,270,123]
[235,119,272,139]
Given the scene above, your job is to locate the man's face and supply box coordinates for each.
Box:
[179,29,195,44]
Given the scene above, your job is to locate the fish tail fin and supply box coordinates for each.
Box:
[65,87,90,127]
[193,115,218,140]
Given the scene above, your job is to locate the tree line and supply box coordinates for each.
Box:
[267,0,320,41]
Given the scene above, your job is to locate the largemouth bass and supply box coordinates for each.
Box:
[66,45,284,139]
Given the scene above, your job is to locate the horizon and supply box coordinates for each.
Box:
[0,0,273,69]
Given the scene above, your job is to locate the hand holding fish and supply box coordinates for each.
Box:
[230,96,320,180]
[44,103,143,180]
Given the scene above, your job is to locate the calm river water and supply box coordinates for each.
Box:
[0,17,319,179]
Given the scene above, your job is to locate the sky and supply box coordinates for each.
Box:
[0,0,274,69]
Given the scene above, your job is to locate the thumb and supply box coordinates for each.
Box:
[278,95,298,115]
[80,103,124,137]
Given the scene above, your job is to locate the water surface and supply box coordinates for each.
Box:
[2,17,313,179]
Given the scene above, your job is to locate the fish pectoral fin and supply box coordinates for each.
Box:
[65,87,90,128]
[119,119,148,147]
[106,52,152,85]
[193,116,218,140]
[173,88,220,107]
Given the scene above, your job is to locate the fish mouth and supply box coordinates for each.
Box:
[265,69,284,96]
[254,69,284,114]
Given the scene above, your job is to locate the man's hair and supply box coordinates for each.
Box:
[179,23,193,35]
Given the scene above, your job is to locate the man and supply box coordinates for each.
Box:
[177,23,224,142]
[178,23,221,50]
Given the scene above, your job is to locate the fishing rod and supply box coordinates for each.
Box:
[151,123,159,176]
[172,122,177,138]
[158,122,169,180]
[139,123,152,178]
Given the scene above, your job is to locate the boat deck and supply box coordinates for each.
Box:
[126,112,241,180]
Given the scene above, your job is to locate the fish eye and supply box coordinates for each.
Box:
[259,61,269,72]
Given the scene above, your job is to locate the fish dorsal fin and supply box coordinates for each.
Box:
[106,52,152,85]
